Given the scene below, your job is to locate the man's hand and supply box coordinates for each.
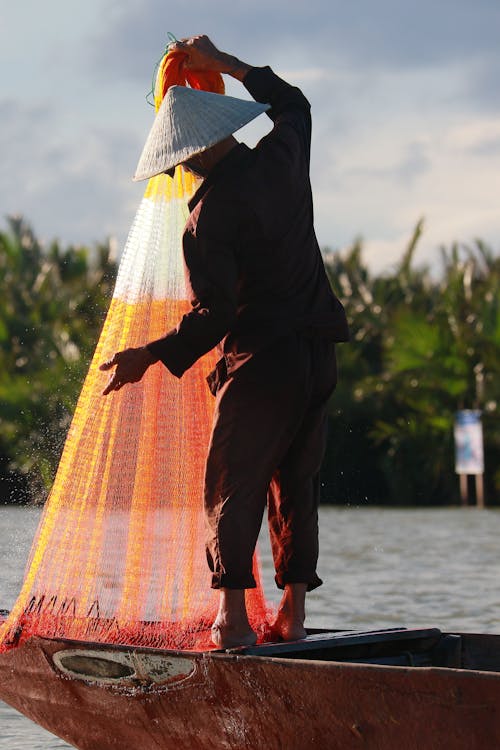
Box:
[171,35,251,81]
[100,346,157,395]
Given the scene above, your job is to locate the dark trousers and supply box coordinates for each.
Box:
[204,333,337,591]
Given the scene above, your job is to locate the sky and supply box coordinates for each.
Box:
[1,0,499,273]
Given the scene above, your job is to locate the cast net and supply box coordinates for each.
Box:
[0,50,271,652]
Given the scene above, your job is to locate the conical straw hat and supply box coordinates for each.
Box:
[133,86,270,181]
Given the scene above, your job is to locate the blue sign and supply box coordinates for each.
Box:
[454,410,484,475]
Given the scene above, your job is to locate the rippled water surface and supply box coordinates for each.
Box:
[1,504,500,748]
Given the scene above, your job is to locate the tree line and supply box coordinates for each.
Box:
[0,217,117,503]
[323,220,499,505]
[0,216,498,505]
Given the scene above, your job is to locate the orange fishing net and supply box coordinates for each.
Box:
[0,50,271,652]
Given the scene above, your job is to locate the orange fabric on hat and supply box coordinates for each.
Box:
[155,50,225,111]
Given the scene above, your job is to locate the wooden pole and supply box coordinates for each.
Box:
[459,474,468,506]
[475,474,485,509]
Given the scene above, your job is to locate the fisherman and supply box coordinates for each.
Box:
[101,35,349,648]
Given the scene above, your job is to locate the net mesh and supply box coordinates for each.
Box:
[0,51,271,652]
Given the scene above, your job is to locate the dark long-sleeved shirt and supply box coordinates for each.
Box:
[147,66,349,378]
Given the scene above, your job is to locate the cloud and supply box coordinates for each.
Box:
[0,97,142,248]
[468,136,500,157]
[446,119,500,154]
[340,141,431,187]
[88,0,500,83]
[462,55,500,113]
[2,0,498,275]
[309,85,500,269]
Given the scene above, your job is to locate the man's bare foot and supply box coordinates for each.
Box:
[272,583,308,641]
[211,621,257,649]
[211,588,257,648]
[271,613,307,642]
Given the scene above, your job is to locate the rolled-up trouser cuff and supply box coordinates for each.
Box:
[275,573,323,592]
[211,572,257,590]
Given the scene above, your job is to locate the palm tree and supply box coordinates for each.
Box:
[0,216,117,502]
[322,224,500,505]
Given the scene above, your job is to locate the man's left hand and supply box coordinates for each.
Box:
[100,346,157,395]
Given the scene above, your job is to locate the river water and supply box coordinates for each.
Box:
[1,503,499,748]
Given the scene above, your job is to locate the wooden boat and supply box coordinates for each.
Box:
[1,617,500,750]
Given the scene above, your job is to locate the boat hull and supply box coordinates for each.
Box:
[1,635,500,750]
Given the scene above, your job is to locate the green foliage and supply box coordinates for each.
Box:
[323,221,500,506]
[0,215,498,506]
[0,216,117,503]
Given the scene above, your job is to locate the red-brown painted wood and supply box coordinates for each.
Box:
[1,636,499,750]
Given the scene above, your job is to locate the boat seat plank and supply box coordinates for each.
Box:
[227,627,443,657]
